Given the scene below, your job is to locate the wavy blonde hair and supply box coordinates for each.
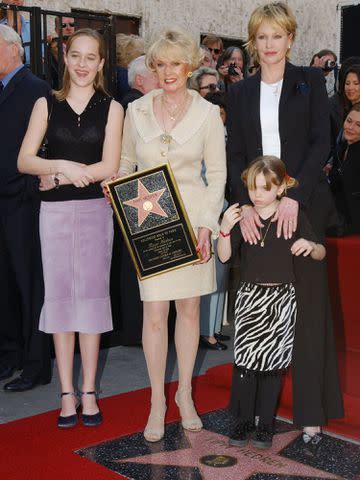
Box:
[54,28,107,102]
[242,156,298,196]
[115,33,145,68]
[146,26,203,72]
[246,2,297,64]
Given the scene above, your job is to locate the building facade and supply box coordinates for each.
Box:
[27,0,351,65]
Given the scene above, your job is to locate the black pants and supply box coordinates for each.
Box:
[229,365,282,426]
[0,199,51,379]
[292,181,344,426]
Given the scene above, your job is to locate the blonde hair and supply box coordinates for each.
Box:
[146,26,203,72]
[242,156,298,196]
[115,33,145,68]
[246,2,297,63]
[54,29,107,102]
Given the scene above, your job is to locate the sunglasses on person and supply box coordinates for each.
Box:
[61,22,75,28]
[208,47,221,55]
[199,83,219,92]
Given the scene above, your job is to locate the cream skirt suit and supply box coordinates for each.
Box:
[120,89,226,301]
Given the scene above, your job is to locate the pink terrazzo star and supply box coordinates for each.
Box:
[123,180,167,227]
[115,428,341,480]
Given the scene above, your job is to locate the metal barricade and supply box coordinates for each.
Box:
[0,3,116,94]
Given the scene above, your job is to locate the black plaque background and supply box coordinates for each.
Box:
[107,164,200,280]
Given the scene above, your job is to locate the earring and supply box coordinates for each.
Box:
[288,45,291,49]
[187,71,193,78]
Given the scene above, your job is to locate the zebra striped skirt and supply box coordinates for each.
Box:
[234,282,297,373]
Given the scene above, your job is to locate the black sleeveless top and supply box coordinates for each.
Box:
[41,91,112,201]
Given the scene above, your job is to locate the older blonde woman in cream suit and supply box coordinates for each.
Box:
[120,27,226,442]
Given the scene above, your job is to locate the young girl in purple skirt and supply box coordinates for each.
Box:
[18,29,123,428]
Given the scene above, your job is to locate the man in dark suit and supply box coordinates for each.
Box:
[0,24,51,391]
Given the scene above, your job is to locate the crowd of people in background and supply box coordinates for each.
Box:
[0,0,357,455]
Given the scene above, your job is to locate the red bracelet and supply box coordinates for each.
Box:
[220,230,231,237]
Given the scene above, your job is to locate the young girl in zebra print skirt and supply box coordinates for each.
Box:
[218,156,326,449]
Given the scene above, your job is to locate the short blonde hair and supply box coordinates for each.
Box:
[247,2,297,63]
[242,156,298,196]
[146,26,203,72]
[116,33,145,68]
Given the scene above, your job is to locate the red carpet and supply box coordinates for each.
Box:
[1,363,359,479]
[0,371,229,480]
[2,237,359,479]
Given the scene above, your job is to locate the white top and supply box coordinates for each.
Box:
[260,79,283,158]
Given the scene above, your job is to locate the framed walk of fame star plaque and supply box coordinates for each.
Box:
[107,164,201,280]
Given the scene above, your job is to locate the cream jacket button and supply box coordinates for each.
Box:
[161,151,167,157]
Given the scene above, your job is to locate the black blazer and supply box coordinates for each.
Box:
[0,66,50,212]
[226,62,330,208]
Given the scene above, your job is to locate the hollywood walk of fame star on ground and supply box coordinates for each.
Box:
[115,428,340,480]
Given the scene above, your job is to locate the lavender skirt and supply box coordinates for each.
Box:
[39,199,113,334]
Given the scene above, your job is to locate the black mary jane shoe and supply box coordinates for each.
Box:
[200,336,228,351]
[57,392,80,429]
[80,391,103,427]
[229,420,254,447]
[250,424,274,449]
[214,332,231,342]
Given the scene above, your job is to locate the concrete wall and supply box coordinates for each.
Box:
[28,0,347,65]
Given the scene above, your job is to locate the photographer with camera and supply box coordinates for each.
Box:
[217,46,244,91]
[310,49,338,96]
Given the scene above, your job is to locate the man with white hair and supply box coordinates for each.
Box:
[0,24,51,392]
[120,55,159,111]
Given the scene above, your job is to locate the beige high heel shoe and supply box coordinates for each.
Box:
[175,388,203,432]
[144,404,167,442]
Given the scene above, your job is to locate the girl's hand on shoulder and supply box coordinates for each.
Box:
[197,227,212,264]
[220,203,242,234]
[61,161,95,188]
[291,238,315,257]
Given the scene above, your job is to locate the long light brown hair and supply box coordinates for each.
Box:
[54,28,107,101]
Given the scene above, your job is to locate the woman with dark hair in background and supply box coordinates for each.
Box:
[329,103,360,234]
[326,61,360,176]
[341,64,360,118]
[227,1,343,449]
[217,46,245,90]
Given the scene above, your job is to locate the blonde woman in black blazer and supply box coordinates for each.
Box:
[227,2,343,447]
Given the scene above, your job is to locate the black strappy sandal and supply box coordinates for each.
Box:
[57,391,80,428]
[80,391,102,427]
